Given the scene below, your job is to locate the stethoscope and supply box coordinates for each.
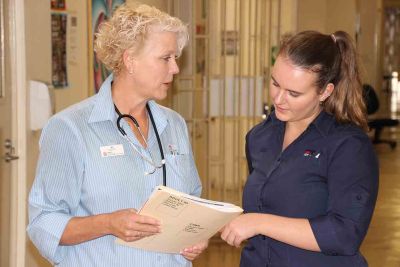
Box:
[114,103,166,186]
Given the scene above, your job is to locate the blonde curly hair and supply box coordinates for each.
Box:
[94,2,189,76]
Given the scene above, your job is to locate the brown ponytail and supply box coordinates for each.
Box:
[278,31,368,131]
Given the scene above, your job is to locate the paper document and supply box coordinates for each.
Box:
[116,186,243,253]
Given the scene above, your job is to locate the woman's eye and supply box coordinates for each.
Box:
[288,91,300,97]
[272,82,279,87]
[162,57,171,61]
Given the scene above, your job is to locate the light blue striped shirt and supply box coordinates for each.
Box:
[27,74,202,266]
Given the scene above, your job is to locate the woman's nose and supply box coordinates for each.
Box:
[273,89,285,104]
[170,59,179,74]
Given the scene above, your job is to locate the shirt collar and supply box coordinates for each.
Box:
[268,110,334,136]
[268,111,284,127]
[146,100,168,137]
[88,74,116,124]
[310,110,335,136]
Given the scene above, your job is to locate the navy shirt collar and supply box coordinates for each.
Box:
[267,110,335,137]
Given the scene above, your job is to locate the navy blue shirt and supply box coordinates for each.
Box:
[241,111,379,267]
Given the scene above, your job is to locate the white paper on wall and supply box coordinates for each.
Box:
[29,80,53,130]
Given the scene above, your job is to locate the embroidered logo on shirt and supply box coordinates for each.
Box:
[303,149,321,159]
[168,144,179,155]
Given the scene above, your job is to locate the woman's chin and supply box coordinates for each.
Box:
[275,111,290,122]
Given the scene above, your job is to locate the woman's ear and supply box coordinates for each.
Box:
[122,50,135,74]
[319,83,335,102]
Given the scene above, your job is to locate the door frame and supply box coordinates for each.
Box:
[8,0,27,266]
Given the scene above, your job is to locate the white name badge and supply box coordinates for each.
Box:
[100,144,124,157]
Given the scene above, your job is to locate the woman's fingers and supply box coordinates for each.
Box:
[133,212,161,226]
[109,209,162,240]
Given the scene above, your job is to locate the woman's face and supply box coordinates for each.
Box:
[130,31,180,101]
[270,56,327,126]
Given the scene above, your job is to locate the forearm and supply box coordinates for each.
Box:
[60,213,111,245]
[256,213,320,251]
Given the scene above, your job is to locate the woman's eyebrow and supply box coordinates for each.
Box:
[271,75,279,86]
[271,74,301,94]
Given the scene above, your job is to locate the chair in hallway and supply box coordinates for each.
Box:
[363,84,399,149]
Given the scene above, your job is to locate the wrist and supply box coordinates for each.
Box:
[251,213,269,236]
[97,213,112,236]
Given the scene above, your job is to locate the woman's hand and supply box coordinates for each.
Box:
[181,239,209,261]
[108,209,161,242]
[220,213,260,247]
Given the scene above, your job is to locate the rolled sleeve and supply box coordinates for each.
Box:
[27,212,72,264]
[27,116,85,264]
[310,133,379,256]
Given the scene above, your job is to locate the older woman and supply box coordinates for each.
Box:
[27,3,207,266]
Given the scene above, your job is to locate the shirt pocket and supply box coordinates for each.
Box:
[164,153,192,192]
[293,151,326,182]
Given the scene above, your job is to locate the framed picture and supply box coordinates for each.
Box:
[221,30,239,56]
[51,0,66,10]
[88,0,125,95]
[51,13,68,88]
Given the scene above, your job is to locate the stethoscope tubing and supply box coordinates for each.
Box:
[114,103,166,186]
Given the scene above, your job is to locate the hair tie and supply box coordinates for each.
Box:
[331,34,337,43]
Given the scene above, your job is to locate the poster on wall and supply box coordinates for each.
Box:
[51,13,68,88]
[89,0,125,94]
[51,0,66,10]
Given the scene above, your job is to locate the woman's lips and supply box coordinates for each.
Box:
[274,105,287,113]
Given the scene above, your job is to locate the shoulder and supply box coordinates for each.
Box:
[247,112,278,141]
[325,122,377,167]
[328,122,371,149]
[42,96,96,139]
[50,96,96,124]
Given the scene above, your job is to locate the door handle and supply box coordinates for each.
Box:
[3,139,19,163]
[5,152,19,162]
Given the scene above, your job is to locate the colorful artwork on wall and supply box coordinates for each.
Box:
[89,0,125,94]
[51,0,66,10]
[51,13,68,88]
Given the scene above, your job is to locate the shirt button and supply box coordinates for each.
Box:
[356,195,362,200]
[332,252,338,256]
[157,255,161,261]
[262,236,266,240]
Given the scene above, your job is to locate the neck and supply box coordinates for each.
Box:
[286,108,322,133]
[112,74,147,119]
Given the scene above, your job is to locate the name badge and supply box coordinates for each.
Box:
[100,144,124,157]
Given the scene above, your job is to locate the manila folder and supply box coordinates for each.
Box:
[116,185,243,253]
